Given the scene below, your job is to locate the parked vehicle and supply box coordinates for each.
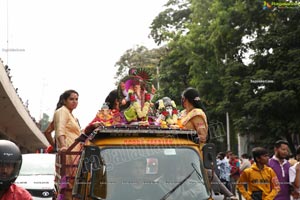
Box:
[15,153,56,200]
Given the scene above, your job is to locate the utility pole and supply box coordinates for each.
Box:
[224,53,230,151]
[226,112,230,151]
[156,66,160,90]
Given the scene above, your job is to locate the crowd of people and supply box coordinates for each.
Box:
[216,140,300,200]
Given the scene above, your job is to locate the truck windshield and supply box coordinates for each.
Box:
[92,147,210,200]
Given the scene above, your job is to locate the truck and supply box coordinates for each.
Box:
[55,125,221,200]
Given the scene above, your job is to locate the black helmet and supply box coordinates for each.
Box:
[0,140,22,190]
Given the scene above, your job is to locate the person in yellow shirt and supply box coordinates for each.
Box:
[237,147,280,200]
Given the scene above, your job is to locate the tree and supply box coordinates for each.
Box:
[113,0,300,151]
[149,0,300,152]
[39,113,51,132]
[240,5,300,153]
[114,45,169,91]
[150,0,192,45]
[188,0,300,152]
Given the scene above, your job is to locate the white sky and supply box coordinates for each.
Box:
[0,0,166,128]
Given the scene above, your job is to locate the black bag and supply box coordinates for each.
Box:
[251,191,263,200]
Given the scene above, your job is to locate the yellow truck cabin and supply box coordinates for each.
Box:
[55,126,218,200]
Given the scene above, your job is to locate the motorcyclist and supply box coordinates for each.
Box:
[0,140,32,199]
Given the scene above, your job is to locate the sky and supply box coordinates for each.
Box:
[0,0,166,128]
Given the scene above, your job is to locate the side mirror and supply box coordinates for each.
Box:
[202,143,217,169]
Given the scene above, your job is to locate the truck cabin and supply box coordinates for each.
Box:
[58,126,215,200]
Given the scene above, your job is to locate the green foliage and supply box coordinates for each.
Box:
[150,0,192,45]
[158,36,192,104]
[149,0,300,150]
[114,0,300,151]
[39,113,51,132]
[114,45,166,87]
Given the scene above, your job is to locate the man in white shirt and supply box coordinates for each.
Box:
[289,146,300,200]
[217,152,231,191]
[240,153,252,172]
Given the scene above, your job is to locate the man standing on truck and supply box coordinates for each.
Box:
[0,140,32,200]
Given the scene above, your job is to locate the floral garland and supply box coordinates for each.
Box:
[133,101,150,119]
[130,92,150,119]
[123,92,151,123]
[158,99,179,126]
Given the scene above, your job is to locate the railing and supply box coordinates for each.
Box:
[55,134,89,200]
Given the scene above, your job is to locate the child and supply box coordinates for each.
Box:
[237,147,280,200]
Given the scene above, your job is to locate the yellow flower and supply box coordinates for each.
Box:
[171,100,176,108]
[158,100,164,110]
[134,102,150,118]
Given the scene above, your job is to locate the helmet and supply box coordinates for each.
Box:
[0,140,22,190]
